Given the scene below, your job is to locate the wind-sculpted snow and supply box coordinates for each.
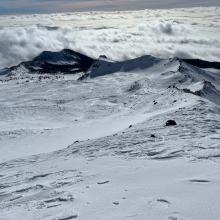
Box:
[0,48,220,219]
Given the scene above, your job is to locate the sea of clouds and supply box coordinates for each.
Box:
[0,7,220,68]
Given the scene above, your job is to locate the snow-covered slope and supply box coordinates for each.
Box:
[0,50,220,220]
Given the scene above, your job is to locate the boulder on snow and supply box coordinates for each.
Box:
[165,120,177,126]
[99,55,108,59]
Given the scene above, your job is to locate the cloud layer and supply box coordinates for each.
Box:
[0,7,220,68]
[1,0,220,14]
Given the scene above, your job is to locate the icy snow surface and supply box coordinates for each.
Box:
[0,51,220,220]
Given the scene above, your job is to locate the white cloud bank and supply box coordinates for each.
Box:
[0,7,220,68]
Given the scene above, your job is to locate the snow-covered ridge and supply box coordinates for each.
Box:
[89,56,220,78]
[0,48,220,220]
[2,49,220,76]
[1,49,220,106]
[182,80,220,106]
[87,55,163,78]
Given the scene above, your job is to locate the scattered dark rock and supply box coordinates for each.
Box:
[150,134,156,138]
[127,81,141,92]
[157,199,170,204]
[97,180,110,185]
[168,85,176,89]
[47,204,61,209]
[99,55,107,59]
[9,195,23,201]
[182,88,194,95]
[153,100,158,105]
[58,214,78,220]
[189,179,210,183]
[29,173,50,181]
[119,149,133,154]
[165,120,177,126]
[129,125,133,128]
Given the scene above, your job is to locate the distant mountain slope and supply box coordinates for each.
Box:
[2,49,94,75]
[1,49,220,106]
[183,58,220,70]
[2,49,220,76]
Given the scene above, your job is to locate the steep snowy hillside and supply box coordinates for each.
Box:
[0,50,220,220]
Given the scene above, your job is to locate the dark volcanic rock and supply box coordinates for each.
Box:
[7,49,95,75]
[165,120,177,126]
[24,49,94,74]
[153,100,158,105]
[183,58,220,70]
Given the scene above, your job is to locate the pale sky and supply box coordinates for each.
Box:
[0,0,220,14]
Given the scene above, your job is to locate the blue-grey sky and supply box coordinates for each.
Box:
[0,0,220,15]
